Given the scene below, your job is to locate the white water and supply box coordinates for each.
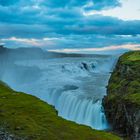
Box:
[1,55,117,130]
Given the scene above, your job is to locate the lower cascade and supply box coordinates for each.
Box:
[1,55,118,130]
[46,89,108,130]
[55,93,107,130]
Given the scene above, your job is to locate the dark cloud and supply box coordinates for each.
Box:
[0,0,121,10]
[84,0,121,11]
[0,0,18,6]
[0,0,140,50]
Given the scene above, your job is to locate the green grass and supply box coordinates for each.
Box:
[103,51,140,139]
[107,50,140,105]
[124,93,140,106]
[120,51,140,61]
[125,51,140,61]
[0,82,121,140]
[119,51,140,66]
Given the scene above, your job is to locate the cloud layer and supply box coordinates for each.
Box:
[0,0,140,52]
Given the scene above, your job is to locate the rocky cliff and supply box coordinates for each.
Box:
[103,51,140,140]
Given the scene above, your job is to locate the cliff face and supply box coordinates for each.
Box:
[103,51,140,140]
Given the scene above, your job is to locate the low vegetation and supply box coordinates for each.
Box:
[107,51,140,105]
[0,81,121,140]
[104,51,140,139]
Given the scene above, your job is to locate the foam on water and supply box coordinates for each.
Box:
[55,91,108,130]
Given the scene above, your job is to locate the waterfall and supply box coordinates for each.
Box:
[55,91,108,129]
[0,55,118,130]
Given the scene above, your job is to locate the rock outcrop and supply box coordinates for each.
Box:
[103,51,140,140]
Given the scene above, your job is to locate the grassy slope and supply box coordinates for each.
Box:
[107,51,140,106]
[103,51,140,139]
[0,82,121,140]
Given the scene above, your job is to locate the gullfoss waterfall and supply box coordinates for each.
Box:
[1,55,117,130]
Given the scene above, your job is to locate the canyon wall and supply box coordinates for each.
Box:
[103,51,140,140]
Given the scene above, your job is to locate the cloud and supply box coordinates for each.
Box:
[1,37,42,46]
[84,0,121,11]
[0,36,65,48]
[1,15,140,38]
[0,37,58,48]
[0,0,139,37]
[0,0,18,6]
[0,0,140,51]
[84,0,140,20]
[1,35,140,50]
[0,0,121,10]
[48,44,140,54]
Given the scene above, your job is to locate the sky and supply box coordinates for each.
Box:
[0,0,140,53]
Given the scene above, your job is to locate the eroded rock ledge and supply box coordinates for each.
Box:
[103,51,140,140]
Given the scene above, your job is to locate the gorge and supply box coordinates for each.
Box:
[0,46,118,130]
[0,46,140,140]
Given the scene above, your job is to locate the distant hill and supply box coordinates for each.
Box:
[0,46,111,61]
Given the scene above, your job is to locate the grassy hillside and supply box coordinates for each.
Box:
[104,51,140,140]
[0,81,121,140]
[107,51,140,105]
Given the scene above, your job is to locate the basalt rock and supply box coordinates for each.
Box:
[103,51,140,140]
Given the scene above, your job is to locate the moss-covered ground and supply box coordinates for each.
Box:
[107,51,140,106]
[0,81,121,140]
[103,51,140,139]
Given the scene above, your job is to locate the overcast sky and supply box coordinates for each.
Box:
[0,0,140,53]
